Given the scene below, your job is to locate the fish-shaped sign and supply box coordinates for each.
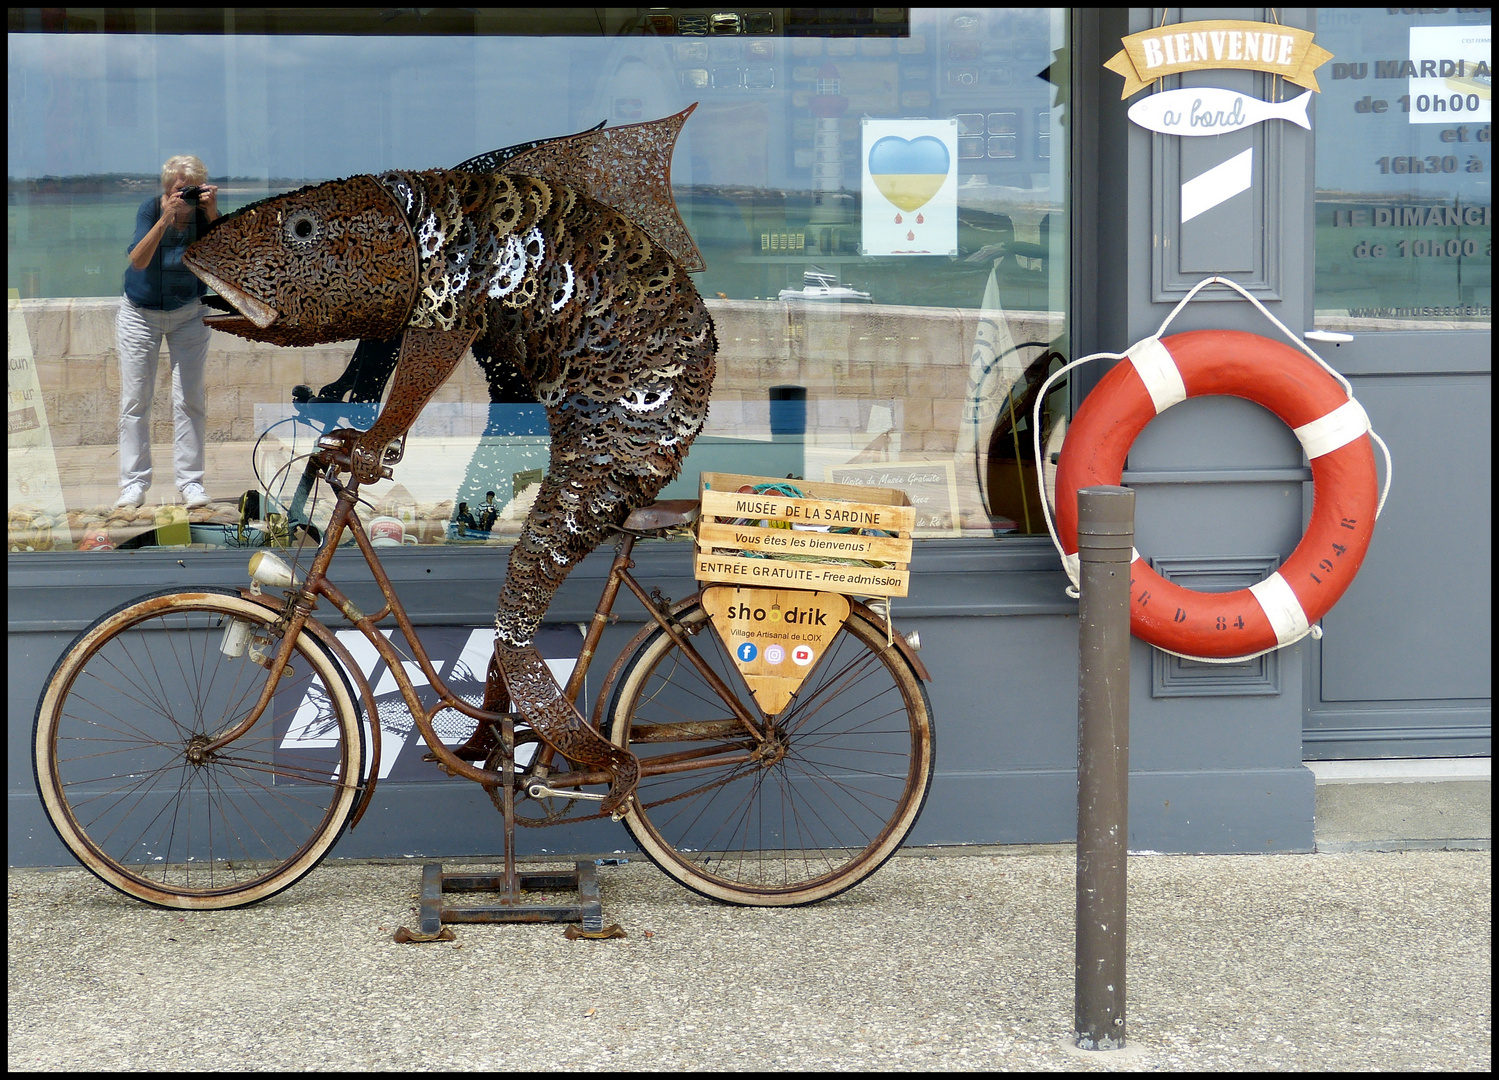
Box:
[1127,88,1313,136]
[183,108,718,815]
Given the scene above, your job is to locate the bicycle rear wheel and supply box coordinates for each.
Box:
[33,588,365,909]
[606,600,934,906]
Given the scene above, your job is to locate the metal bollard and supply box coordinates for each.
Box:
[1074,485,1135,1050]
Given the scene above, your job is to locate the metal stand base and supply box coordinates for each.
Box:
[393,860,603,942]
[394,717,616,943]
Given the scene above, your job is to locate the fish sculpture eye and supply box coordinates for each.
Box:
[282,209,323,250]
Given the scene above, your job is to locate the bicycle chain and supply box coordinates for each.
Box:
[488,784,575,827]
[494,750,759,825]
[482,734,579,827]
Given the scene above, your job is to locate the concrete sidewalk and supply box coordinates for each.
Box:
[7,846,1490,1071]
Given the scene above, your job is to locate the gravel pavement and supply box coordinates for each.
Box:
[7,847,1491,1071]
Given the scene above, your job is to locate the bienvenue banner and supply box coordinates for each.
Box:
[1104,20,1333,99]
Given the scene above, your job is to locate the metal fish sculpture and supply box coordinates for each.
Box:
[1127,87,1313,136]
[184,107,717,814]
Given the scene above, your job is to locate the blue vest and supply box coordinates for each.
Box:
[122,195,211,311]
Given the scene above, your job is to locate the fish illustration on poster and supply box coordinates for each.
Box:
[861,118,958,257]
[1128,87,1313,135]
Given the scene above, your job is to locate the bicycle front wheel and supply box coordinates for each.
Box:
[606,600,934,906]
[33,588,365,909]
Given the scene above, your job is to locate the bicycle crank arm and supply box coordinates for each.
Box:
[526,782,605,801]
[526,781,635,821]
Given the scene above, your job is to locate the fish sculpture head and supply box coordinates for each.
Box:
[183,174,420,347]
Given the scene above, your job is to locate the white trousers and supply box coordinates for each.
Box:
[115,295,210,492]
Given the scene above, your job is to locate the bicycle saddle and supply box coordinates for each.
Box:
[621,500,700,532]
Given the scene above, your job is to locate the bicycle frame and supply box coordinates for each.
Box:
[201,450,768,827]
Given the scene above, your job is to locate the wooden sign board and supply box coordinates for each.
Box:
[699,488,915,534]
[702,586,850,716]
[694,553,910,597]
[701,471,913,511]
[697,520,912,564]
[696,471,915,598]
[1104,20,1333,98]
[824,461,962,538]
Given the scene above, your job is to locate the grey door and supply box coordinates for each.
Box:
[1304,7,1492,759]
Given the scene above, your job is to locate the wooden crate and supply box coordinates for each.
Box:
[694,472,915,598]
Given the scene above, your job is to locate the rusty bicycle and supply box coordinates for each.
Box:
[32,428,934,912]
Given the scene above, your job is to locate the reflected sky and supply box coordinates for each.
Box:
[8,34,691,181]
[8,13,1066,198]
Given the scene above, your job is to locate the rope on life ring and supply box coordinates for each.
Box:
[1030,277,1392,664]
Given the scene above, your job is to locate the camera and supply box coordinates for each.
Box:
[178,185,205,202]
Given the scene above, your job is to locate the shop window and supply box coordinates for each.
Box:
[1313,8,1492,330]
[6,7,1068,553]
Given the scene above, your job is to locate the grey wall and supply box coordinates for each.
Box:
[9,532,1316,868]
[8,540,1077,867]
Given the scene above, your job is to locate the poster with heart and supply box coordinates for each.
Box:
[861,118,959,257]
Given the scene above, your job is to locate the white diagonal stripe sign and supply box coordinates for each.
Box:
[1181,148,1254,223]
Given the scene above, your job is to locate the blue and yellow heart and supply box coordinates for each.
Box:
[867,136,951,213]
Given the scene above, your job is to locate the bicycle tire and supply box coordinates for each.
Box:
[33,588,365,910]
[606,600,934,906]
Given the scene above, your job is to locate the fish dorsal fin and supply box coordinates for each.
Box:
[455,104,704,273]
[454,120,608,174]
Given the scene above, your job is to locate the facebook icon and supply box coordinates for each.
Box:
[736,641,758,663]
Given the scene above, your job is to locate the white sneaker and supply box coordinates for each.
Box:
[115,483,147,508]
[181,483,212,509]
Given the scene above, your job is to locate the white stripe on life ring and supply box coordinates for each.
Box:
[1248,572,1310,645]
[1293,398,1370,460]
[1127,337,1188,415]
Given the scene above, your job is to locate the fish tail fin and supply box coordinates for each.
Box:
[1284,89,1313,131]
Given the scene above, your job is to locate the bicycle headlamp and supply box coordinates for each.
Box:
[248,550,297,588]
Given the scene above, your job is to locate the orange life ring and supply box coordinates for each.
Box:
[1054,329,1379,660]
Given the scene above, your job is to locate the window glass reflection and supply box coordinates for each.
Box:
[7,8,1069,551]
[1314,8,1492,329]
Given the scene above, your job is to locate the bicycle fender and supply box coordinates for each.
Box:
[589,608,685,732]
[237,588,382,829]
[848,598,931,683]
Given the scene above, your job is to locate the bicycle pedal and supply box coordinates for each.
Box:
[441,747,489,762]
[422,753,464,777]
